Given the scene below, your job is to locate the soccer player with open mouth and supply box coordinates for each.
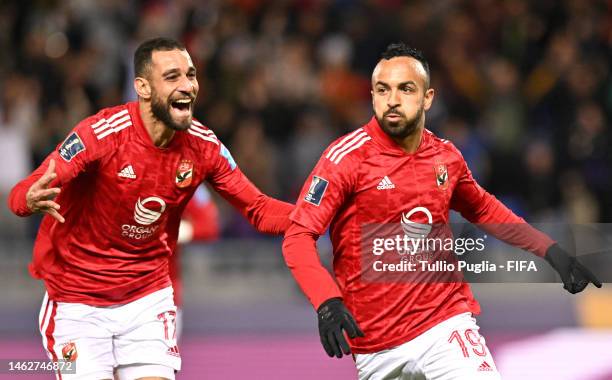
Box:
[8,37,293,380]
[282,42,601,380]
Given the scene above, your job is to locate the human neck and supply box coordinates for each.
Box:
[390,124,424,154]
[138,101,176,148]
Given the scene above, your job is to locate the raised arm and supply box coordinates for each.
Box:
[9,120,107,223]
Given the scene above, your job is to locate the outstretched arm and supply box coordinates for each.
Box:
[213,169,292,235]
[206,141,292,235]
[9,114,113,224]
[451,152,601,292]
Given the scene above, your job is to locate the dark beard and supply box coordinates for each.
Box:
[378,106,424,139]
[151,92,191,131]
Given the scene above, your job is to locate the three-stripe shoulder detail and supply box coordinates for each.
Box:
[91,109,132,140]
[325,128,371,164]
[187,120,219,145]
[425,128,450,144]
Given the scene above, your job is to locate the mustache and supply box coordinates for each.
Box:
[384,108,405,117]
[169,95,196,102]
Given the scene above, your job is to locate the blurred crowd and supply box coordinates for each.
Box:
[0,0,611,238]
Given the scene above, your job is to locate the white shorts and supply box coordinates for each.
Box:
[38,287,180,380]
[355,313,501,380]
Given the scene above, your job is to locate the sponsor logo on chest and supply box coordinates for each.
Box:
[121,196,167,240]
[401,206,433,239]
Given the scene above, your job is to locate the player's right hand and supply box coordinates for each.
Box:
[545,244,602,294]
[317,297,364,358]
[26,159,64,223]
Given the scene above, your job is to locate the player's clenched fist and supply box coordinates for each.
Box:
[317,297,364,358]
[26,159,64,223]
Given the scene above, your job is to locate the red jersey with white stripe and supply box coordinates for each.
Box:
[9,101,289,305]
[284,117,554,353]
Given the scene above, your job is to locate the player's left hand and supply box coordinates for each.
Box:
[545,244,602,294]
[317,297,364,358]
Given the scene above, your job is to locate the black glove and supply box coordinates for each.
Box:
[317,297,364,358]
[545,244,602,294]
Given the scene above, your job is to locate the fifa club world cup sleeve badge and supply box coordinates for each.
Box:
[58,132,86,162]
[175,159,194,188]
[435,163,449,190]
[304,175,329,206]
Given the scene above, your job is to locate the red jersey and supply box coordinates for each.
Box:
[283,117,553,353]
[9,101,292,306]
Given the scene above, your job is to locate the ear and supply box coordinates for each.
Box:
[423,88,435,111]
[134,77,151,100]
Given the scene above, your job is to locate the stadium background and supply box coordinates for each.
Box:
[0,0,611,379]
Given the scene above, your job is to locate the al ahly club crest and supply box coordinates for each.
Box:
[176,159,194,188]
[435,163,448,190]
[61,342,78,362]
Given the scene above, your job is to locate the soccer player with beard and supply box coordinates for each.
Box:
[8,37,292,380]
[282,42,601,379]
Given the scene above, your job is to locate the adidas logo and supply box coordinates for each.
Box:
[477,361,494,372]
[118,165,136,179]
[166,345,180,357]
[376,176,395,190]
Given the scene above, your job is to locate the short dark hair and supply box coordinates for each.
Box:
[134,37,186,78]
[380,42,430,87]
